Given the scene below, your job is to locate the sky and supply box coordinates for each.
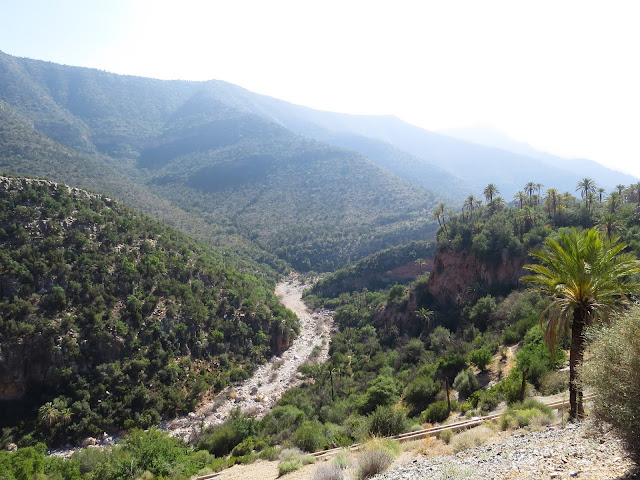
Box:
[1,0,639,178]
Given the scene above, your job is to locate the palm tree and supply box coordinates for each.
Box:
[431,203,447,235]
[524,182,536,205]
[513,191,526,209]
[616,184,626,195]
[545,188,558,220]
[38,402,60,428]
[464,195,478,221]
[576,178,596,205]
[523,228,640,420]
[607,191,621,214]
[483,183,499,203]
[597,187,606,203]
[599,213,623,240]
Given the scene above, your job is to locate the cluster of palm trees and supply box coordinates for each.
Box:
[38,401,72,428]
[430,178,640,422]
[453,178,640,226]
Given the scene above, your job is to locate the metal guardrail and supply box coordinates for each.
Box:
[192,394,593,479]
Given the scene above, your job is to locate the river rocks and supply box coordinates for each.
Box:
[81,437,98,447]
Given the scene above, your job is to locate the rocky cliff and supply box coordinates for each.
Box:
[427,249,526,306]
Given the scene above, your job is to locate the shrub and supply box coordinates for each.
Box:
[538,370,569,395]
[438,429,453,444]
[421,400,449,423]
[358,375,401,414]
[404,376,440,415]
[258,446,281,461]
[367,405,407,437]
[278,459,301,476]
[583,308,640,459]
[499,399,554,431]
[468,348,493,371]
[453,369,480,400]
[312,464,345,480]
[278,449,305,476]
[355,449,393,480]
[451,426,493,453]
[331,450,350,470]
[292,421,326,453]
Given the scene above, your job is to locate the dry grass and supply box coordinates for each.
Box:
[311,464,344,480]
[451,426,494,453]
[355,449,393,480]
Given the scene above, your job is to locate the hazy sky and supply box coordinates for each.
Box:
[1,0,639,178]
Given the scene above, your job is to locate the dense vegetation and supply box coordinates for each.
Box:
[0,177,297,444]
[309,240,435,298]
[0,51,441,272]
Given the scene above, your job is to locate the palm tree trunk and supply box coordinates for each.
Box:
[569,308,586,420]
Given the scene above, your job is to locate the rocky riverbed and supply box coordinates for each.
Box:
[162,274,334,441]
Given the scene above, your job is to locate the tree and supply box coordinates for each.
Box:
[463,195,478,221]
[545,188,558,220]
[576,178,596,205]
[483,184,499,203]
[616,184,626,195]
[523,228,640,420]
[513,191,526,209]
[431,203,447,236]
[597,187,606,203]
[524,182,536,206]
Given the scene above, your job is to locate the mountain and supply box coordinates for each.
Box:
[0,51,438,272]
[187,83,637,199]
[440,126,639,191]
[0,176,298,440]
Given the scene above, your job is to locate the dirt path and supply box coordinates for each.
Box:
[163,273,334,441]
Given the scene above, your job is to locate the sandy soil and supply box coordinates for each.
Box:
[163,273,334,441]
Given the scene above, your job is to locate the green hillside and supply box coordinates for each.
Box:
[0,176,297,442]
[0,51,440,271]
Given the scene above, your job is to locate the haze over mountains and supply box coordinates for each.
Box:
[0,50,636,273]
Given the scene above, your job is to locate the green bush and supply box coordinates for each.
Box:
[499,399,554,431]
[358,375,401,414]
[421,400,449,424]
[453,369,479,401]
[292,421,326,453]
[278,459,301,476]
[403,376,440,416]
[584,307,640,459]
[367,405,407,437]
[468,348,493,371]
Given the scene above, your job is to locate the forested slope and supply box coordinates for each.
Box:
[0,176,297,443]
[0,51,439,272]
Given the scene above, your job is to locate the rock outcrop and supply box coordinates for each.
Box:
[427,249,526,306]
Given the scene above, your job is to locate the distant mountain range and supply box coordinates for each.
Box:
[1,50,636,272]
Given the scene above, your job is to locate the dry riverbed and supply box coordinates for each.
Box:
[163,273,333,441]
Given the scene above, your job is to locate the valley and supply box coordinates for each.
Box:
[163,274,334,441]
[1,50,640,480]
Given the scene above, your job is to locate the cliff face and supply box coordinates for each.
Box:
[427,249,526,306]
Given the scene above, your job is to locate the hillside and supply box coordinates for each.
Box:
[0,51,439,272]
[0,176,298,443]
[185,81,638,198]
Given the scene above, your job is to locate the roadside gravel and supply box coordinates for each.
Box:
[373,421,637,480]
